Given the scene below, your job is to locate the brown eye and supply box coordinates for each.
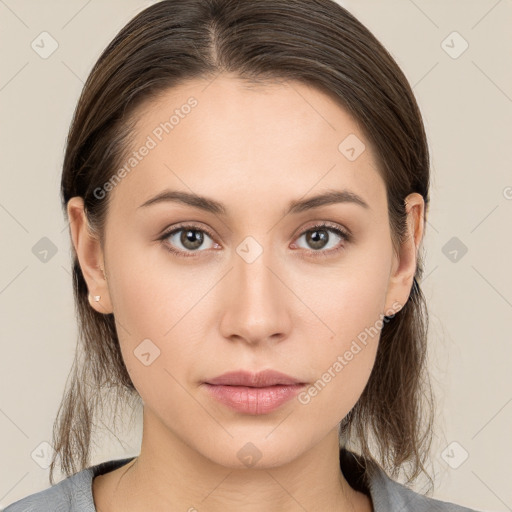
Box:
[175,228,205,251]
[160,224,217,257]
[293,223,351,258]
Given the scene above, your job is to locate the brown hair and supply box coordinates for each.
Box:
[52,0,435,492]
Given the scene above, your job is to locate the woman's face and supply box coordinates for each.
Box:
[71,73,422,468]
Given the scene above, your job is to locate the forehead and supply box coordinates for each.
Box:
[108,74,386,218]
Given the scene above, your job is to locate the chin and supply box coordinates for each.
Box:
[194,431,307,470]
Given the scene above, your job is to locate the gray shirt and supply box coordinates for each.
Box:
[4,448,483,511]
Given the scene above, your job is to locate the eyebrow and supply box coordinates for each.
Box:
[138,188,370,216]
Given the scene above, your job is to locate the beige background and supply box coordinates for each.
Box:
[0,0,511,510]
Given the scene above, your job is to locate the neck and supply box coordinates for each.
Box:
[97,408,371,512]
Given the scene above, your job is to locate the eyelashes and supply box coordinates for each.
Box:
[158,222,352,259]
[160,224,218,258]
[290,223,351,260]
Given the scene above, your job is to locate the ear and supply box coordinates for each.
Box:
[383,192,425,315]
[67,197,113,315]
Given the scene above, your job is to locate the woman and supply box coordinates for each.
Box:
[5,0,484,510]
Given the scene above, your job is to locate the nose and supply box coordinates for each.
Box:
[218,240,293,346]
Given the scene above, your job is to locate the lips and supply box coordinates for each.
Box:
[202,370,306,415]
[205,369,304,387]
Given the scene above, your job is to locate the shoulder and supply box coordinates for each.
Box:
[340,448,485,512]
[2,470,91,512]
[369,468,483,512]
[3,457,135,512]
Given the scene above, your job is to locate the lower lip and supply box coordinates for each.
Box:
[202,383,305,415]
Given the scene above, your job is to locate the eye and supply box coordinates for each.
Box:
[159,224,218,258]
[292,222,351,258]
[158,221,351,259]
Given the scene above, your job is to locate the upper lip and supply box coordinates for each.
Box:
[205,370,304,387]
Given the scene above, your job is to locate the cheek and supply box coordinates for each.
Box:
[295,253,392,410]
[107,241,191,339]
[303,248,392,344]
[106,246,211,395]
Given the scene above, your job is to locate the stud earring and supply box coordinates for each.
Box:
[94,295,101,302]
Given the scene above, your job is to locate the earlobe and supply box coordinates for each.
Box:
[67,197,113,315]
[383,193,425,314]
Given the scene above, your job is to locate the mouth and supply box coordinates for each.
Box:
[205,369,304,387]
[202,370,307,415]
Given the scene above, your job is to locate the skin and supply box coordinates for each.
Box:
[68,73,424,512]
